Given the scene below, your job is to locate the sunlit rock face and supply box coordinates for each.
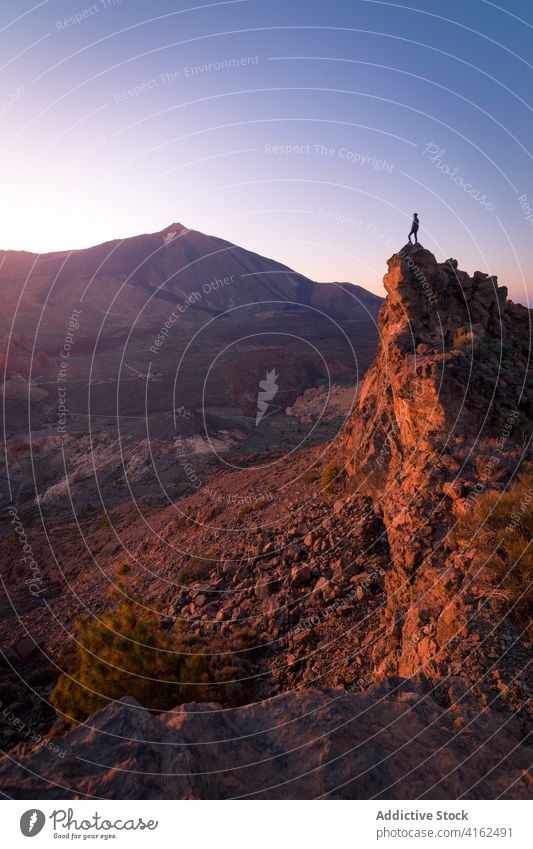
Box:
[340,244,531,683]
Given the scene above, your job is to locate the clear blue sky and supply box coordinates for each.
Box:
[1,0,532,302]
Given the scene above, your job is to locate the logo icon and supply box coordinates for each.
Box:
[20,809,46,837]
[256,368,279,425]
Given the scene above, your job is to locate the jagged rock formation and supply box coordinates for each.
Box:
[340,244,531,694]
[0,679,529,799]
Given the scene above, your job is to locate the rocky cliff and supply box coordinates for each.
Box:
[340,243,531,695]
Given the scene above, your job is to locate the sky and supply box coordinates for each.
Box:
[1,0,532,302]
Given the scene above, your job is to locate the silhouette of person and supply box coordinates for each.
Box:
[408,213,419,244]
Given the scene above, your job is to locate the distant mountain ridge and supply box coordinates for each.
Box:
[0,222,382,337]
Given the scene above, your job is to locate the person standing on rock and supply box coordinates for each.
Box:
[408,213,420,244]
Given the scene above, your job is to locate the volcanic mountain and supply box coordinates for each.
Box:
[0,224,382,512]
[0,222,381,338]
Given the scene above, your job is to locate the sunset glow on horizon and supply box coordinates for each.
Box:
[1,0,532,303]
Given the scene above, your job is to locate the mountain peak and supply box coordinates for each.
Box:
[160,222,191,243]
[342,246,525,483]
[382,243,509,345]
[162,222,188,233]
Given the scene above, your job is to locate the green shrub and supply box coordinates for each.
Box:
[50,569,263,726]
[203,629,264,706]
[457,465,532,634]
[50,574,207,726]
[321,461,343,494]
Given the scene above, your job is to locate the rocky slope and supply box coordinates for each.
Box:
[0,681,529,799]
[0,244,530,799]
